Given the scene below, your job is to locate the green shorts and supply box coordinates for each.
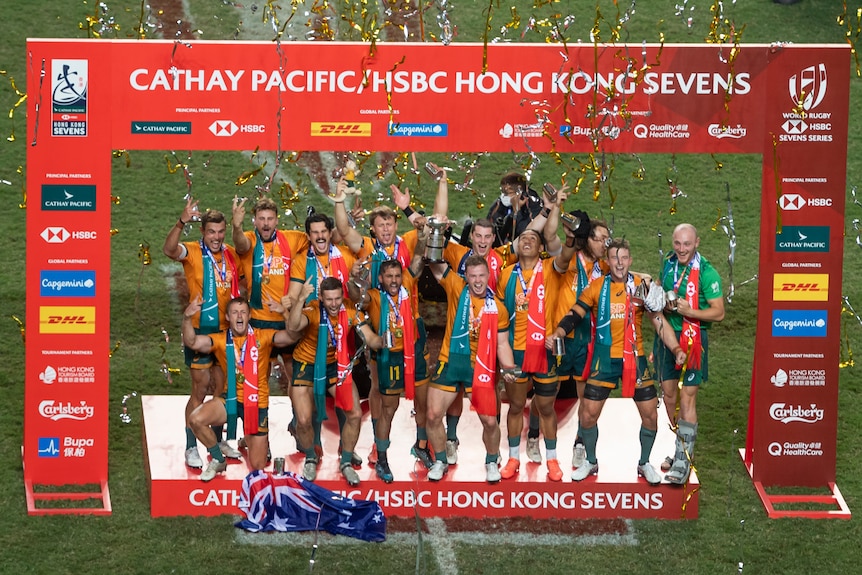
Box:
[513,349,559,395]
[372,352,431,396]
[586,356,655,391]
[653,329,709,386]
[292,359,338,387]
[430,361,473,393]
[216,396,269,435]
[557,336,589,379]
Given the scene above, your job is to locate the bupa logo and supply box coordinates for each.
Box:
[789,63,827,112]
[38,437,61,458]
[310,122,371,137]
[209,120,238,136]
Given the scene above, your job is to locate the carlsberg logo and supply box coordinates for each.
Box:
[769,403,824,424]
[38,400,95,421]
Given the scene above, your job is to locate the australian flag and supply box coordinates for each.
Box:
[236,470,386,542]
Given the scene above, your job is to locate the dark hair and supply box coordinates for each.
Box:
[200,209,226,228]
[319,276,343,293]
[471,218,495,232]
[499,172,527,193]
[378,259,403,276]
[305,212,333,234]
[607,237,630,253]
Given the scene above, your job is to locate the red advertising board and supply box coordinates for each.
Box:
[24,39,849,517]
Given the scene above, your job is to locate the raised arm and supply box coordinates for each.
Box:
[163,197,198,261]
[181,298,214,352]
[333,177,364,253]
[231,196,252,255]
[287,278,315,332]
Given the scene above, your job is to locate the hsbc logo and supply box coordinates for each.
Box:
[778,194,832,211]
[530,332,544,342]
[789,63,827,111]
[782,119,807,134]
[209,120,238,136]
[41,227,97,243]
[41,227,70,243]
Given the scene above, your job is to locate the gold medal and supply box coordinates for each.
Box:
[394,328,403,339]
[236,373,245,384]
[262,275,271,285]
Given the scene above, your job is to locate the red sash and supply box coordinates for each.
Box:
[240,328,260,435]
[400,294,417,399]
[680,263,703,369]
[274,231,292,295]
[471,298,498,416]
[334,307,354,411]
[522,261,548,374]
[224,249,241,298]
[487,250,503,292]
[621,294,638,398]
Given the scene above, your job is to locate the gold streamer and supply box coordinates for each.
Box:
[138,242,152,265]
[10,314,25,344]
[109,341,121,358]
[771,134,782,234]
[16,165,26,209]
[0,70,27,142]
[838,2,862,77]
[112,149,131,168]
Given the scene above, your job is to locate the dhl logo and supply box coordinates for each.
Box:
[39,306,96,334]
[772,274,829,301]
[310,122,371,137]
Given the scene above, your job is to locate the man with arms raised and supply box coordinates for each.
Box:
[182,296,297,481]
[425,255,518,483]
[333,176,430,468]
[654,223,724,484]
[553,239,685,485]
[163,198,241,469]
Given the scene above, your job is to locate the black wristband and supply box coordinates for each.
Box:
[540,207,551,218]
[178,218,187,226]
[402,206,415,218]
[557,311,583,336]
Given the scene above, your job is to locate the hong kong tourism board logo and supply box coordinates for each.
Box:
[51,59,88,137]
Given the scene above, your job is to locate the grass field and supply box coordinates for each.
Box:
[1,1,862,574]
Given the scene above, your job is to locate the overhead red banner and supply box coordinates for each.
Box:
[25,39,849,515]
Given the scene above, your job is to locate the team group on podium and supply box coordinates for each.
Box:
[163,162,724,489]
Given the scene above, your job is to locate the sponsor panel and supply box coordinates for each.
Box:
[310,122,371,136]
[38,437,61,458]
[131,121,191,134]
[40,226,98,244]
[41,184,96,211]
[38,399,96,421]
[770,367,826,388]
[771,273,828,301]
[771,310,827,337]
[779,63,833,143]
[51,59,88,136]
[774,225,829,253]
[39,306,96,334]
[40,270,96,297]
[767,440,824,457]
[387,123,448,137]
[769,402,825,424]
[39,362,96,384]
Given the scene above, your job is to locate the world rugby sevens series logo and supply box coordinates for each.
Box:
[788,63,827,112]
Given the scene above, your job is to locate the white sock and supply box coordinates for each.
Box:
[546,448,557,460]
[509,445,520,459]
